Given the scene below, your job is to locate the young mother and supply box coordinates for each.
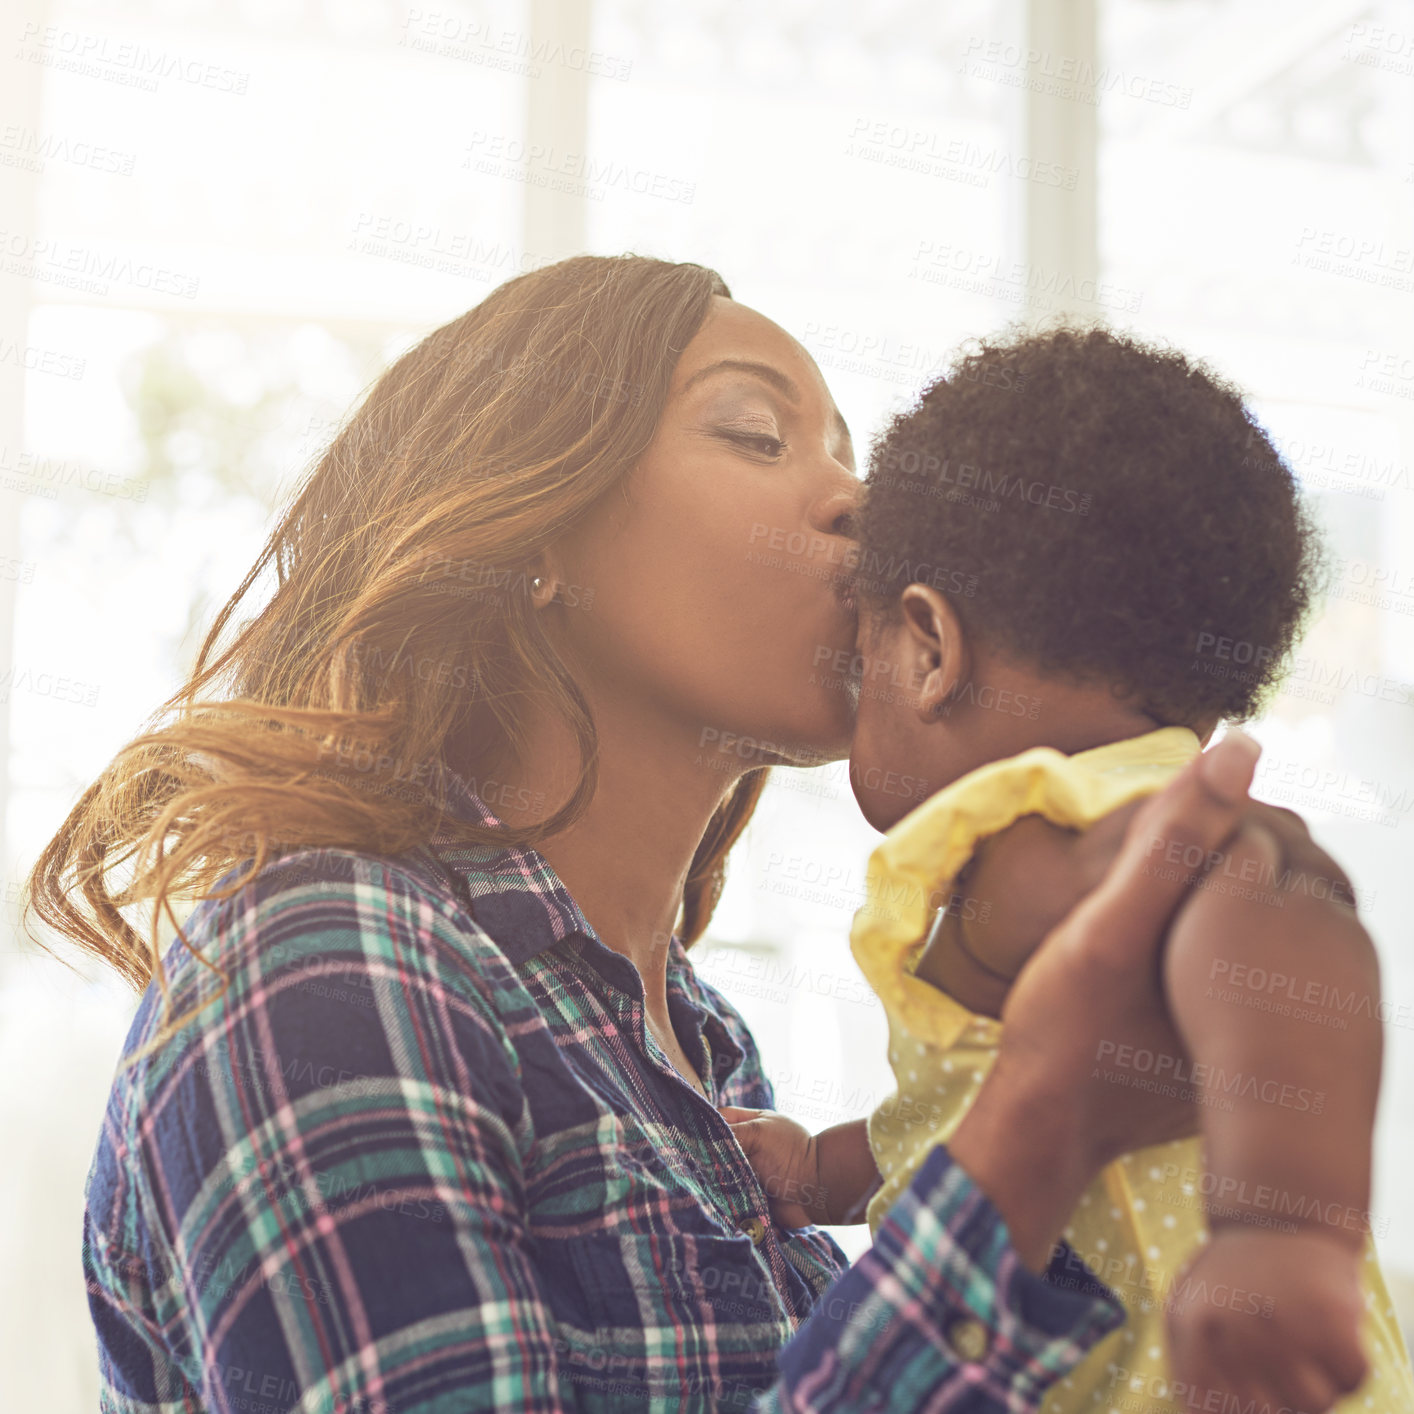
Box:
[31,255,1365,1413]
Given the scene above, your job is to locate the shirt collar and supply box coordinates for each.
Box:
[419,770,747,1080]
[415,774,729,1006]
[421,770,596,967]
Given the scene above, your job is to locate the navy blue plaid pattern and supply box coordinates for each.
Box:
[82,773,1125,1411]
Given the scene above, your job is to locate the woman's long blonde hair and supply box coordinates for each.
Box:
[22,253,769,1035]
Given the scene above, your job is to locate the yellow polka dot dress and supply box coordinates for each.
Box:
[849,727,1414,1413]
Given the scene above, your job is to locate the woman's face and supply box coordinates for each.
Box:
[549,296,861,768]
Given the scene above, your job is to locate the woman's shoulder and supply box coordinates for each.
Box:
[83,843,540,1319]
[117,844,526,1093]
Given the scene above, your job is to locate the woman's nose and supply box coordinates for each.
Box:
[812,485,860,540]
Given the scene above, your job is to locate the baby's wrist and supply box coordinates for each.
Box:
[1209,1213,1368,1257]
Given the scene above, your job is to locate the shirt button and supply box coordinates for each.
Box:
[738,1216,768,1245]
[943,1315,991,1364]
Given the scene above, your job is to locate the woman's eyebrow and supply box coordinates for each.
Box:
[681,358,852,446]
[681,358,800,401]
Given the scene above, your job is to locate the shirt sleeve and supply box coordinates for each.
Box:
[757,1142,1128,1412]
[120,854,1124,1414]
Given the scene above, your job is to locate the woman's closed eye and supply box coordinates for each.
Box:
[716,426,788,459]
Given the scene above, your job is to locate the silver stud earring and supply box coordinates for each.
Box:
[531,576,544,593]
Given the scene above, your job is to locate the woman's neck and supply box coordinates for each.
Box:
[479,701,744,1013]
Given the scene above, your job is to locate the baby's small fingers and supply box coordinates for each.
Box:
[716,1105,763,1122]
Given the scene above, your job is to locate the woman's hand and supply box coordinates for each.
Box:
[949,730,1369,1271]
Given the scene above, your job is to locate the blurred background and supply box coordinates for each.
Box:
[1,0,1412,1406]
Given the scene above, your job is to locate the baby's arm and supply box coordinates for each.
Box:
[1163,862,1379,1249]
[718,1108,881,1227]
[912,803,1144,1014]
[815,1118,885,1224]
[1160,825,1376,1400]
[904,786,1378,1405]
[933,803,1380,1253]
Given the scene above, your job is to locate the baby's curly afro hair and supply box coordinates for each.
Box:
[855,324,1326,726]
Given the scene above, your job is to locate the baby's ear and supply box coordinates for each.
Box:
[898,584,967,721]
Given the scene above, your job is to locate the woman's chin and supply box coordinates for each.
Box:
[848,778,902,833]
[802,677,859,764]
[764,701,854,770]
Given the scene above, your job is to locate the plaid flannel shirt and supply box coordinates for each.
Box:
[82,774,1125,1412]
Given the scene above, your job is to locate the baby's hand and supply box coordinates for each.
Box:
[1165,1227,1369,1413]
[717,1105,823,1228]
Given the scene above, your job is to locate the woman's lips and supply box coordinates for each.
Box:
[831,566,858,614]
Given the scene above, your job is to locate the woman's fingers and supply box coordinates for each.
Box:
[1246,800,1358,910]
[1071,729,1263,956]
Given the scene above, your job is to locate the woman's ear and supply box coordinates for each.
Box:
[899,585,967,724]
[527,546,570,608]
